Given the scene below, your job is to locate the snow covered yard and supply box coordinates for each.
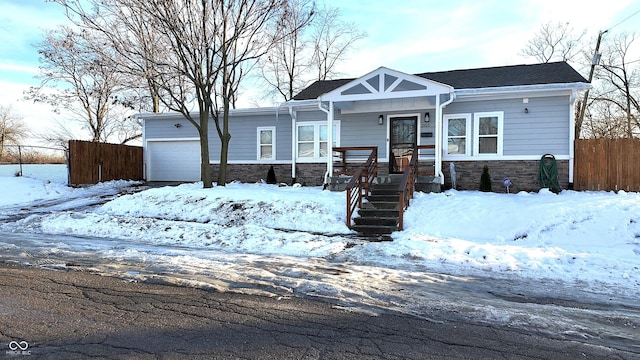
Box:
[2,176,639,298]
[2,175,640,348]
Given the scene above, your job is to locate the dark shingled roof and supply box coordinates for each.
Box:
[293,61,588,100]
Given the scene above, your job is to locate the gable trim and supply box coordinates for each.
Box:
[320,66,454,102]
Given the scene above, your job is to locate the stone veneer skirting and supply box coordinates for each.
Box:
[210,163,328,186]
[442,160,569,192]
[210,159,569,191]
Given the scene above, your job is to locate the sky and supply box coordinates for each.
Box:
[0,0,638,146]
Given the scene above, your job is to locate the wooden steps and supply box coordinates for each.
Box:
[351,178,402,235]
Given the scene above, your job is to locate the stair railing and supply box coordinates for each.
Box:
[344,148,378,228]
[398,147,419,231]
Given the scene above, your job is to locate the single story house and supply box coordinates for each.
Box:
[140,61,589,191]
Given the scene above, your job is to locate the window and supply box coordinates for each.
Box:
[444,114,471,156]
[474,112,503,155]
[296,121,339,160]
[257,127,275,160]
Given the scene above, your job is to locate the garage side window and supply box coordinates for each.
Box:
[257,127,275,160]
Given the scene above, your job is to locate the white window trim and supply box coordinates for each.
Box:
[295,120,340,162]
[257,126,276,161]
[473,111,504,156]
[443,113,471,158]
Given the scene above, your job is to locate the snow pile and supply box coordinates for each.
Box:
[393,189,640,286]
[13,182,352,257]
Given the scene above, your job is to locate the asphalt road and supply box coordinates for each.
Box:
[0,263,636,359]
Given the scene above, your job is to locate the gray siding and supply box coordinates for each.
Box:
[444,95,570,156]
[145,116,199,139]
[340,113,389,157]
[144,93,571,164]
[145,112,293,162]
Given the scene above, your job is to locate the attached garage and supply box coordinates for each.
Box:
[146,140,201,181]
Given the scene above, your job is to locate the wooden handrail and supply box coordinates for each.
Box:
[345,168,363,228]
[343,147,378,228]
[333,146,377,175]
[397,147,419,231]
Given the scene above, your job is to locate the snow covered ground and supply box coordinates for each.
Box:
[1,174,639,349]
[3,177,638,293]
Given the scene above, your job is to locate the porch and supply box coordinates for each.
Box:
[326,146,442,193]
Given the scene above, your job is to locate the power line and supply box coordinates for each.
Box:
[607,8,640,31]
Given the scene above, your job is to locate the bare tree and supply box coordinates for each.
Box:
[521,21,586,63]
[0,105,29,161]
[27,26,139,144]
[260,0,314,102]
[582,100,631,139]
[592,33,639,138]
[259,2,365,102]
[310,4,366,81]
[54,0,292,188]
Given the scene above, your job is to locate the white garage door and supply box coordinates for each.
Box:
[147,140,201,181]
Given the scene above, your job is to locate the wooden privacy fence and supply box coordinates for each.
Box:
[68,140,143,186]
[574,138,640,191]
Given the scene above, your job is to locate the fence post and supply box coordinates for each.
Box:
[18,145,23,176]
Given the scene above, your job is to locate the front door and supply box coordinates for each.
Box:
[389,116,417,173]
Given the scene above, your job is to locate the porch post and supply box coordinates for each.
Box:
[327,101,334,179]
[569,90,576,184]
[434,94,442,181]
[289,106,297,182]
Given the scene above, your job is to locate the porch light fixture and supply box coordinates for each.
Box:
[378,115,384,125]
[174,123,182,128]
[424,112,430,123]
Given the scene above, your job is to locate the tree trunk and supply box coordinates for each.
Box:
[217,97,231,186]
[199,111,213,188]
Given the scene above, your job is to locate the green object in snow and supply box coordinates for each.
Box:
[538,154,560,193]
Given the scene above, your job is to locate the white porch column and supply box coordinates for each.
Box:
[289,106,297,181]
[434,94,442,181]
[569,90,577,184]
[326,101,334,179]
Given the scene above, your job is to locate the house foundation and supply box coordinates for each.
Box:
[209,159,568,193]
[442,160,569,192]
[209,163,327,186]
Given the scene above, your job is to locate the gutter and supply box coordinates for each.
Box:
[454,82,591,97]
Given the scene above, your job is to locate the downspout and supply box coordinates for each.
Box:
[436,91,456,184]
[318,100,333,184]
[288,105,297,183]
[569,89,577,186]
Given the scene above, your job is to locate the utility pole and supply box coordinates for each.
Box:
[576,30,607,139]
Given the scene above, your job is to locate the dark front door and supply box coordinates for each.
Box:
[389,116,417,173]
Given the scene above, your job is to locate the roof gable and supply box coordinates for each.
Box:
[319,67,453,102]
[293,61,588,100]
